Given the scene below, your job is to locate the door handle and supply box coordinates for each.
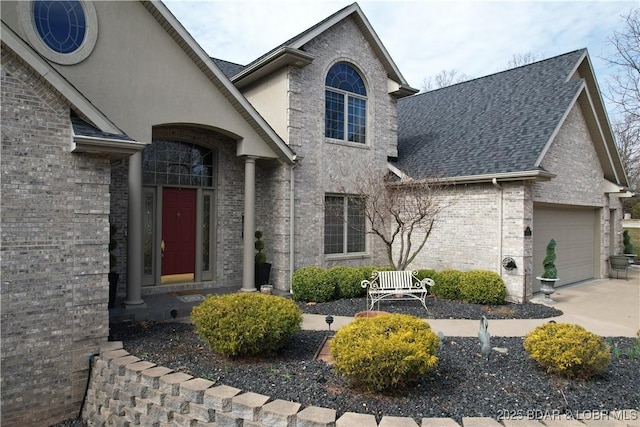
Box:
[161,239,165,257]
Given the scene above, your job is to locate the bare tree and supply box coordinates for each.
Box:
[506,51,544,68]
[603,8,640,193]
[605,8,640,120]
[421,69,472,92]
[338,164,453,270]
[614,113,640,190]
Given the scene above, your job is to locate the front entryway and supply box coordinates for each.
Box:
[162,188,197,282]
[141,136,217,287]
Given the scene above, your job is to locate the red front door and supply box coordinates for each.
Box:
[162,188,196,276]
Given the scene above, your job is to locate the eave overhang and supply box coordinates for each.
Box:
[604,179,634,197]
[232,47,314,89]
[72,135,148,160]
[387,164,556,186]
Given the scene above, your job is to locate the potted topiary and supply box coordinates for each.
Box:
[536,239,559,303]
[108,224,119,308]
[254,230,272,290]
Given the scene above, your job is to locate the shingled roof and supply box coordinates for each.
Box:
[396,49,587,181]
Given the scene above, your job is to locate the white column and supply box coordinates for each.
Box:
[125,152,145,306]
[242,156,257,292]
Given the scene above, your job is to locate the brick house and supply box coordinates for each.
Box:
[0,1,629,425]
[395,50,630,301]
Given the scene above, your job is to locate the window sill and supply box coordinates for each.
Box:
[325,139,370,149]
[325,253,371,261]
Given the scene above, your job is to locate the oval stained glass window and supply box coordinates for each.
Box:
[33,0,87,54]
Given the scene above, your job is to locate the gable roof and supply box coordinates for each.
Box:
[395,49,628,187]
[141,1,295,164]
[218,2,418,97]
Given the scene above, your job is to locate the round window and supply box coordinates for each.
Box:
[33,0,87,54]
[18,0,98,65]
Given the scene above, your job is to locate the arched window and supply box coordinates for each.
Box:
[325,63,367,144]
[142,140,214,187]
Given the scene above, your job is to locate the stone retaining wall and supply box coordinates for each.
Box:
[85,341,639,427]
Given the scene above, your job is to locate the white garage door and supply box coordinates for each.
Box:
[533,206,598,292]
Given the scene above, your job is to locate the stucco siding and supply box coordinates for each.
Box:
[1,49,109,426]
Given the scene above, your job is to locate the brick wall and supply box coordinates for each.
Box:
[286,17,398,272]
[1,48,109,426]
[533,103,620,279]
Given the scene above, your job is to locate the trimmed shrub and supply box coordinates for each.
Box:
[459,270,506,304]
[415,269,437,281]
[327,266,366,299]
[359,266,376,282]
[291,266,335,302]
[430,270,463,300]
[191,293,302,357]
[523,323,611,380]
[331,313,439,391]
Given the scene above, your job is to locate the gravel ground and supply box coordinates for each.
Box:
[54,299,639,426]
[295,295,563,319]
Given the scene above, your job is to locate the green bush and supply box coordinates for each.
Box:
[291,266,335,302]
[458,270,506,304]
[523,322,610,380]
[430,270,463,300]
[415,269,437,281]
[327,266,366,299]
[191,293,302,357]
[331,313,439,391]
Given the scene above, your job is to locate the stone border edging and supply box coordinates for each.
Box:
[84,341,639,427]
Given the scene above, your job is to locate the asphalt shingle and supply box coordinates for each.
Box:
[396,49,586,179]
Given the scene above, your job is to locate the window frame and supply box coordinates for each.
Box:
[18,0,99,65]
[324,63,368,145]
[324,194,367,257]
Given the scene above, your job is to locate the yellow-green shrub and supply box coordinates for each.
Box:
[291,266,335,302]
[415,269,437,281]
[191,293,302,357]
[327,266,367,299]
[523,322,611,379]
[331,314,439,391]
[430,269,463,300]
[459,270,506,304]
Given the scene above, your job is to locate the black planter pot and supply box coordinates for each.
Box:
[255,263,272,288]
[108,272,119,309]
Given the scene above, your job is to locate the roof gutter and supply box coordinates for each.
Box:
[387,169,556,187]
[72,135,148,160]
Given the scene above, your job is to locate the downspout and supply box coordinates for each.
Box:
[492,178,503,276]
[289,159,299,292]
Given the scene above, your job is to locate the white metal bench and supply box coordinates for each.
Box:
[361,270,434,313]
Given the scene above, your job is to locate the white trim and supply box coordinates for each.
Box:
[389,169,556,186]
[72,134,148,159]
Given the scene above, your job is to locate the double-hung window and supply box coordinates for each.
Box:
[325,63,367,144]
[324,195,366,255]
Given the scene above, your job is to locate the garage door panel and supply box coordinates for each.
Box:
[533,207,597,291]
